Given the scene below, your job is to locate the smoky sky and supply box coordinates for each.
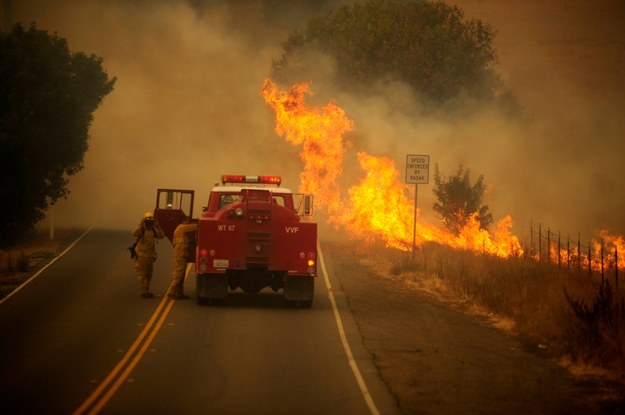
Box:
[3,0,624,244]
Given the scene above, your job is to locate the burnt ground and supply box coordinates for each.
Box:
[324,240,625,415]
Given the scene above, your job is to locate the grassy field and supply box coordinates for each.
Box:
[388,242,625,378]
[0,228,80,300]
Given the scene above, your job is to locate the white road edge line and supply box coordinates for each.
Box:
[0,226,94,306]
[318,242,381,415]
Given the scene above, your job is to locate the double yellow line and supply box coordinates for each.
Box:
[73,264,192,415]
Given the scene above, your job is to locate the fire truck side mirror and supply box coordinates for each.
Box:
[304,195,313,216]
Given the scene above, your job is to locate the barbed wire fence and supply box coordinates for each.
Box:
[524,220,620,290]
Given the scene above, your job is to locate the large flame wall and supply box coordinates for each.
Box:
[262,78,524,258]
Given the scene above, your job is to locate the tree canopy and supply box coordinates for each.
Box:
[0,23,115,246]
[432,164,492,233]
[273,0,501,105]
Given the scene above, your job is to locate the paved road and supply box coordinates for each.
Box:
[324,241,624,415]
[0,229,399,415]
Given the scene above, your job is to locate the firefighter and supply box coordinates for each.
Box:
[167,215,197,300]
[219,194,234,209]
[132,211,164,298]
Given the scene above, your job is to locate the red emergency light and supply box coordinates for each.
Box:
[221,175,282,186]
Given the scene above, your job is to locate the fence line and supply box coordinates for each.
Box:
[526,220,620,289]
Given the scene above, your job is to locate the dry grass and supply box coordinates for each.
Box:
[0,227,80,299]
[389,242,625,376]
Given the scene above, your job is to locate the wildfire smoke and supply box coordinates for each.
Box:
[262,78,524,258]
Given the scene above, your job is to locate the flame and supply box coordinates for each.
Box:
[261,78,560,259]
[338,152,415,250]
[527,228,624,272]
[335,152,524,256]
[592,229,625,271]
[261,78,625,272]
[261,78,352,215]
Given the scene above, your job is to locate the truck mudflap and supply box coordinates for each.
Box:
[196,273,228,304]
[283,275,315,307]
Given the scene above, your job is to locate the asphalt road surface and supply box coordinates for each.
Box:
[0,229,399,415]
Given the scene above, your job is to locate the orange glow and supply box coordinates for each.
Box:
[261,78,625,273]
[592,230,625,271]
[261,78,528,258]
[261,78,352,215]
[339,152,416,250]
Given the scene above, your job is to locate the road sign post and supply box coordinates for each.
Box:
[406,155,430,256]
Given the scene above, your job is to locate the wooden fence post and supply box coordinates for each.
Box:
[600,238,605,283]
[588,242,592,277]
[558,231,561,268]
[615,247,619,290]
[567,235,570,269]
[538,224,542,262]
[577,234,581,274]
[547,228,551,263]
[530,219,534,258]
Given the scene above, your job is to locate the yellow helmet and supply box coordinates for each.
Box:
[144,211,154,219]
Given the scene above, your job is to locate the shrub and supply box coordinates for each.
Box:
[564,279,625,370]
[391,242,625,371]
[17,251,29,272]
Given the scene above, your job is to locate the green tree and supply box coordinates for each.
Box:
[0,24,116,246]
[273,0,501,105]
[432,163,492,233]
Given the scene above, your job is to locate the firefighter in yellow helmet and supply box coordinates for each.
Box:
[166,214,197,300]
[132,211,164,298]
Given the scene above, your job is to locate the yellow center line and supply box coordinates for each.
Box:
[87,299,176,415]
[73,264,193,415]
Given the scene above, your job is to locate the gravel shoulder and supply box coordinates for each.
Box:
[323,240,625,415]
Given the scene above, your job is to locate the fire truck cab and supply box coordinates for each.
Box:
[154,175,317,307]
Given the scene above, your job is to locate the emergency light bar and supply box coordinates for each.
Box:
[221,175,282,186]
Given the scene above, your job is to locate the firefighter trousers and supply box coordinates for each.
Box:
[167,256,187,296]
[134,255,154,294]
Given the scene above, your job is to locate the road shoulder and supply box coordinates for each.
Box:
[324,240,622,415]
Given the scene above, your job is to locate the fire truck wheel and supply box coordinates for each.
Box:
[283,276,315,305]
[196,273,228,305]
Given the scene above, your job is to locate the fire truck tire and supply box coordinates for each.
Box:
[196,273,228,305]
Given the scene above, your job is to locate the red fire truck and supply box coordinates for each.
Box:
[154,175,317,307]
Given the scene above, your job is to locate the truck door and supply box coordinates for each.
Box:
[154,189,197,262]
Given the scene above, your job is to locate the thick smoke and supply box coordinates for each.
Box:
[4,0,625,245]
[305,0,625,244]
[446,0,625,243]
[5,1,300,229]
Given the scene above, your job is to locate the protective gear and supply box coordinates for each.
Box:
[132,215,164,297]
[166,222,197,298]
